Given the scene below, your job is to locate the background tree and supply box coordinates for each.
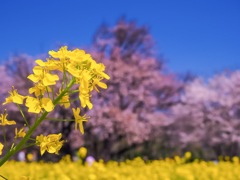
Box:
[83,19,181,161]
[93,18,155,60]
[168,72,240,159]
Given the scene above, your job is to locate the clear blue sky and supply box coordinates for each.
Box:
[1,0,239,78]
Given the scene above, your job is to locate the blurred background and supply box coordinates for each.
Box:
[0,0,240,161]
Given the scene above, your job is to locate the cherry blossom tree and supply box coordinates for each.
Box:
[168,72,240,159]
[83,19,181,160]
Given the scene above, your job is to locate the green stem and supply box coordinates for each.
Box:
[53,78,75,106]
[0,112,47,166]
[46,86,50,99]
[2,127,7,150]
[51,86,55,101]
[17,104,29,128]
[69,98,79,103]
[0,78,75,167]
[61,66,66,90]
[45,118,74,122]
[22,143,37,150]
[68,89,79,94]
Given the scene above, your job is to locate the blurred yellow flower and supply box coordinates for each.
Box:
[0,142,3,155]
[0,110,16,126]
[58,89,70,108]
[72,108,89,134]
[78,147,87,159]
[29,83,52,97]
[20,176,30,180]
[1,156,240,179]
[184,151,192,159]
[27,153,33,161]
[2,87,25,105]
[92,63,110,80]
[91,78,108,92]
[15,128,26,138]
[36,133,64,155]
[79,87,93,109]
[25,97,54,113]
[49,46,71,60]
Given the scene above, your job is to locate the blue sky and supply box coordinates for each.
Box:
[1,0,239,78]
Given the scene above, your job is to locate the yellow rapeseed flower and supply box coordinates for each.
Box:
[2,87,25,105]
[29,83,52,97]
[78,147,87,159]
[90,78,108,92]
[184,151,192,159]
[25,97,54,113]
[91,62,110,80]
[79,87,93,109]
[36,133,64,155]
[35,59,62,72]
[27,66,59,86]
[48,46,71,60]
[15,128,26,138]
[0,110,16,126]
[27,153,33,161]
[0,142,3,155]
[1,157,240,179]
[58,89,70,108]
[66,63,82,78]
[59,94,70,108]
[72,108,89,134]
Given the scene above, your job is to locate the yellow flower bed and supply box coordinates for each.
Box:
[1,156,239,180]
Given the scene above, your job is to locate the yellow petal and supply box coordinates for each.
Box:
[102,72,110,80]
[6,120,16,125]
[86,101,93,110]
[0,143,4,155]
[41,98,54,112]
[12,94,25,104]
[35,59,45,66]
[97,81,107,89]
[43,73,59,86]
[26,97,41,113]
[40,147,46,155]
[27,74,39,83]
[80,123,84,134]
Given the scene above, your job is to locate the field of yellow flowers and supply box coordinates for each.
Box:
[1,155,240,180]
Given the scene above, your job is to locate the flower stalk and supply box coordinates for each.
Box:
[0,46,110,171]
[0,78,75,166]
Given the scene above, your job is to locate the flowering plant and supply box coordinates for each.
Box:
[0,46,110,167]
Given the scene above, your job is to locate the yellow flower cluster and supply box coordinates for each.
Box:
[36,134,64,155]
[0,156,239,180]
[0,46,109,163]
[2,46,109,112]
